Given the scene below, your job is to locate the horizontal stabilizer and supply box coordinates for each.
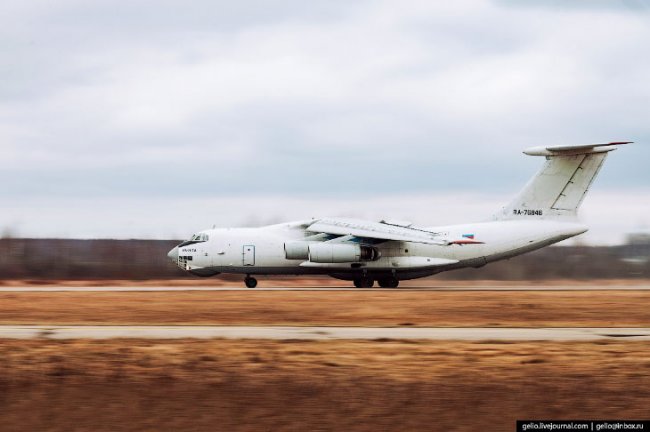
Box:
[523,141,632,157]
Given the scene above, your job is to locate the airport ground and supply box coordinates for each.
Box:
[1,282,649,326]
[1,279,649,431]
[2,277,649,287]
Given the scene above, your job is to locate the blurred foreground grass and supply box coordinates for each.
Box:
[0,339,649,432]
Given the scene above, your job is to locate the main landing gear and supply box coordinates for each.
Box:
[244,276,257,288]
[353,277,400,288]
[377,276,399,288]
[353,277,374,288]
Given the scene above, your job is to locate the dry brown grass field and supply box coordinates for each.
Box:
[0,339,649,431]
[1,281,649,431]
[0,289,649,327]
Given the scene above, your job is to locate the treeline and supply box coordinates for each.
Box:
[0,239,186,280]
[0,238,648,281]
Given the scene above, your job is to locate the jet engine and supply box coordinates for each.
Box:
[308,243,381,263]
[284,241,310,260]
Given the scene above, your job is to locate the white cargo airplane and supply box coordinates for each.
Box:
[168,142,631,288]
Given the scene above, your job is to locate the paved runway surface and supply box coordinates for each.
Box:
[1,285,649,292]
[1,326,649,340]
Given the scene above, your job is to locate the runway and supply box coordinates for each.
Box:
[1,285,649,292]
[2,325,650,340]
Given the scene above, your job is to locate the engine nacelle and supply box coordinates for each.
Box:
[284,241,310,260]
[308,243,381,263]
[309,243,360,263]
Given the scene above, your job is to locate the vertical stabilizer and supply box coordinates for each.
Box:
[496,142,631,220]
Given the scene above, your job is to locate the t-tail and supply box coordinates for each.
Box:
[496,141,632,220]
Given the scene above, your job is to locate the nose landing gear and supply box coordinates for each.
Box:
[244,276,257,288]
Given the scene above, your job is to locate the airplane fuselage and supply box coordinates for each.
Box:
[170,219,587,281]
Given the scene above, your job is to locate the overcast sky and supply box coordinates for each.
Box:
[2,0,649,243]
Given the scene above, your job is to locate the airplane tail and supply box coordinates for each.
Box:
[496,142,632,220]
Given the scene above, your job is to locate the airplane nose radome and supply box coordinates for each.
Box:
[167,246,179,261]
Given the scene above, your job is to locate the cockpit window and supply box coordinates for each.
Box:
[178,233,209,247]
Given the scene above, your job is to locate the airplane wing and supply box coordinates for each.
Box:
[306,217,483,246]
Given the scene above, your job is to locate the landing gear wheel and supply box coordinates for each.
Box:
[378,277,399,288]
[244,276,257,288]
[353,278,374,288]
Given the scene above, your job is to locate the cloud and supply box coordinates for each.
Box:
[0,0,648,239]
[496,0,650,12]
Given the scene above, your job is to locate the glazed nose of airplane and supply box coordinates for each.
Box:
[167,246,179,261]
